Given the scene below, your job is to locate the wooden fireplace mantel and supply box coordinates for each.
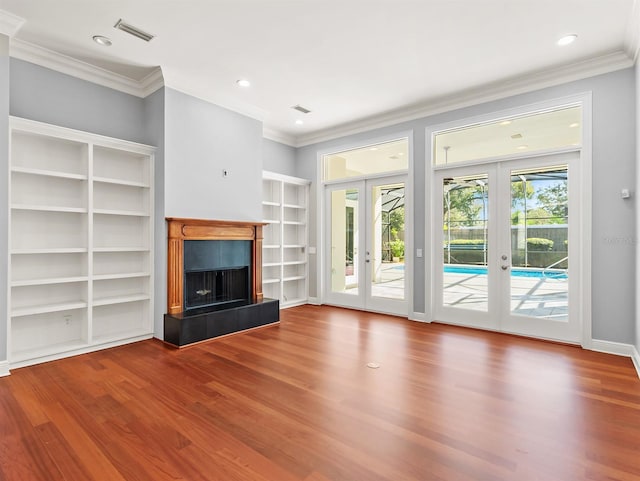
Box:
[166,218,266,315]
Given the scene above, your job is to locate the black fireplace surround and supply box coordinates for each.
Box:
[164,239,279,347]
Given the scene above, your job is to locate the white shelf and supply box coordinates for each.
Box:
[12,248,87,255]
[94,209,149,217]
[12,276,88,287]
[11,340,90,364]
[92,294,150,307]
[93,247,149,253]
[92,328,152,345]
[9,117,155,368]
[263,219,281,224]
[11,300,88,318]
[11,204,87,214]
[262,171,310,309]
[283,276,306,282]
[93,272,150,281]
[11,166,87,180]
[93,176,150,188]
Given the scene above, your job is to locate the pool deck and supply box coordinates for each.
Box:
[339,263,568,321]
[444,269,568,320]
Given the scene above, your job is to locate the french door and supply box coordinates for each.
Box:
[325,175,408,316]
[433,152,580,342]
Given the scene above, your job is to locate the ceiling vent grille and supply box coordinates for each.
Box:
[510,133,523,139]
[292,105,312,114]
[114,19,155,42]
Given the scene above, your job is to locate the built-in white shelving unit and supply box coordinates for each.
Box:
[8,117,155,368]
[262,171,310,308]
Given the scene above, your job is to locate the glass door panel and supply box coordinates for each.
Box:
[442,174,490,312]
[508,166,569,321]
[369,182,405,301]
[329,188,360,298]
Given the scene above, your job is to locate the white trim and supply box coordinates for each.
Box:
[9,334,153,370]
[410,312,428,322]
[631,346,640,379]
[294,51,630,147]
[10,39,164,98]
[0,9,25,37]
[624,0,640,62]
[263,127,297,148]
[425,93,592,346]
[308,296,321,305]
[591,339,636,356]
[0,361,9,377]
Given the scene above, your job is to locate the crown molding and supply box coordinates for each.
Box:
[624,0,640,62]
[10,38,163,98]
[0,9,25,37]
[292,50,633,147]
[140,67,165,97]
[262,127,296,147]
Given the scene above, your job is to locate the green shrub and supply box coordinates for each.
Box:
[390,239,405,258]
[446,239,486,246]
[526,237,554,251]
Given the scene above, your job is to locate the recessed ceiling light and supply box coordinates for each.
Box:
[295,119,304,125]
[517,145,529,150]
[499,120,512,126]
[92,35,112,47]
[557,34,577,46]
[236,79,251,87]
[398,152,404,156]
[369,147,378,151]
[569,122,580,128]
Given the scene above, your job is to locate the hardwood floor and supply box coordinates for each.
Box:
[1,305,639,481]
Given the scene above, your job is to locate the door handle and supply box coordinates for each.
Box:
[501,265,509,270]
[501,255,508,260]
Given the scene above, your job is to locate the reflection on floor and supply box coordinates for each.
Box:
[443,270,568,320]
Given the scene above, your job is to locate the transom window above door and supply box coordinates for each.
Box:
[323,138,408,181]
[433,105,582,166]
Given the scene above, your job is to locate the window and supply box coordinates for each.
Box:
[433,106,582,166]
[324,138,408,181]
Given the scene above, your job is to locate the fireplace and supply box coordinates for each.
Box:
[164,218,279,347]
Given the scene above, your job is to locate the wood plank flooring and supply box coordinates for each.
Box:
[1,305,639,481]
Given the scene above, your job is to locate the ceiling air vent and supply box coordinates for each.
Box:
[511,133,523,139]
[114,19,155,42]
[292,105,312,114]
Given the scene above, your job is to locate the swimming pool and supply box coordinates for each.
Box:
[390,264,567,279]
[444,265,567,279]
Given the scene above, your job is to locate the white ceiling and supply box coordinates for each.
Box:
[1,0,637,146]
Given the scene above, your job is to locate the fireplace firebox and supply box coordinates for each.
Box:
[185,267,249,310]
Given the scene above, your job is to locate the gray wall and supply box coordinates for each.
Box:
[0,35,9,363]
[297,68,637,344]
[263,138,297,176]
[164,88,263,222]
[10,59,147,143]
[636,60,640,355]
[143,88,166,339]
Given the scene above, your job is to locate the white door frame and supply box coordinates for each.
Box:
[425,93,592,347]
[315,131,414,318]
[323,175,409,316]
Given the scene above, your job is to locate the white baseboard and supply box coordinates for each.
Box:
[410,312,430,322]
[591,339,640,380]
[308,297,321,305]
[0,360,10,377]
[632,346,640,380]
